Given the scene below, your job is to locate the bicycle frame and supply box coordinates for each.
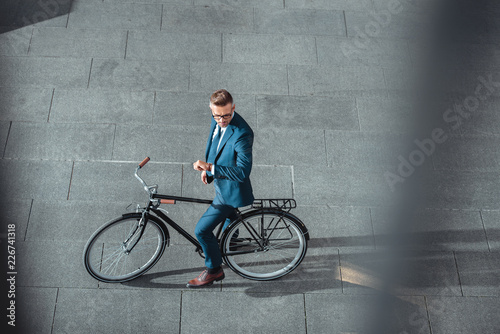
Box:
[130,158,305,257]
[149,195,218,254]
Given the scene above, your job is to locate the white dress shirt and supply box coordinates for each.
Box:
[211,125,227,174]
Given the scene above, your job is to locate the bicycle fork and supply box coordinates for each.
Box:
[122,210,150,254]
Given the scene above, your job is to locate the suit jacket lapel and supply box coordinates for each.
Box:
[205,120,217,161]
[216,125,234,158]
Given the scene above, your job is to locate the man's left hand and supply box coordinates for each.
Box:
[193,160,211,172]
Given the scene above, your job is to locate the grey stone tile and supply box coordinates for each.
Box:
[89,59,189,91]
[0,26,32,56]
[372,208,488,251]
[153,91,214,126]
[0,121,9,156]
[254,8,346,36]
[305,294,430,334]
[4,1,70,28]
[356,95,417,133]
[421,94,476,135]
[223,34,317,65]
[318,36,411,68]
[126,31,221,62]
[397,252,463,296]
[288,65,386,96]
[426,296,500,334]
[372,0,432,13]
[0,87,53,122]
[339,250,392,294]
[251,165,294,199]
[53,288,181,333]
[5,122,115,160]
[286,0,374,11]
[440,10,500,44]
[153,92,257,128]
[221,244,342,294]
[253,128,326,166]
[0,2,17,27]
[17,287,58,334]
[0,159,73,201]
[162,5,254,33]
[0,200,32,240]
[432,135,500,172]
[189,62,288,95]
[17,240,97,288]
[69,161,183,202]
[50,88,155,123]
[107,0,193,3]
[325,131,412,171]
[26,200,133,242]
[294,166,392,207]
[29,27,127,58]
[421,171,500,210]
[68,2,162,30]
[446,71,500,97]
[340,251,462,296]
[100,244,211,290]
[181,291,306,334]
[194,0,284,8]
[345,10,423,40]
[455,251,500,296]
[481,210,500,251]
[0,57,90,88]
[255,95,359,131]
[294,205,374,249]
[458,1,500,15]
[459,96,500,135]
[424,42,500,71]
[28,15,69,28]
[383,66,419,91]
[112,124,206,162]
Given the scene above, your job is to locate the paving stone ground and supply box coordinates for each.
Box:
[1,0,499,333]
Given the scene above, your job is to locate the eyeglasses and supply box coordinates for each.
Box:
[212,113,233,120]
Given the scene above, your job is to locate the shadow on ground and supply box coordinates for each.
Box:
[0,0,72,32]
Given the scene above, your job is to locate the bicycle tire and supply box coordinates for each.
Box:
[83,214,168,283]
[220,209,308,281]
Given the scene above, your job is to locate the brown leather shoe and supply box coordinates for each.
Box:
[186,268,225,288]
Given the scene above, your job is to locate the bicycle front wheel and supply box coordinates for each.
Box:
[221,209,308,281]
[83,214,168,283]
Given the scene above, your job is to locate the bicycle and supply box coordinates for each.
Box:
[83,157,309,283]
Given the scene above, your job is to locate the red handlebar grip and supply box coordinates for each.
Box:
[160,199,176,205]
[139,157,150,168]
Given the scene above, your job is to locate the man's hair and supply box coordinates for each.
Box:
[210,89,233,107]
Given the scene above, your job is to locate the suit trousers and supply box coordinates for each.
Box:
[195,203,237,269]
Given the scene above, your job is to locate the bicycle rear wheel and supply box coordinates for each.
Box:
[220,209,308,281]
[83,214,168,283]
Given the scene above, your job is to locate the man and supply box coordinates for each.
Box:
[189,89,254,288]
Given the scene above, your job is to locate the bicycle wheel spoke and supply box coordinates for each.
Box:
[84,216,167,283]
[102,248,127,274]
[222,210,307,280]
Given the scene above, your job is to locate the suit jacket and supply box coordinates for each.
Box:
[205,112,254,208]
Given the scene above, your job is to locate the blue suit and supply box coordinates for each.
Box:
[195,112,254,269]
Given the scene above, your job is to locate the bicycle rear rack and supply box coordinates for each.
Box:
[251,199,297,212]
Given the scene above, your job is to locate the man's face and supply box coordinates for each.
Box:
[210,102,235,128]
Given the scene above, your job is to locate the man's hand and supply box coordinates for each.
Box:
[193,160,211,172]
[201,171,208,185]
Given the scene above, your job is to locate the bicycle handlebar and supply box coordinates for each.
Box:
[160,199,176,204]
[134,158,178,205]
[139,157,150,168]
